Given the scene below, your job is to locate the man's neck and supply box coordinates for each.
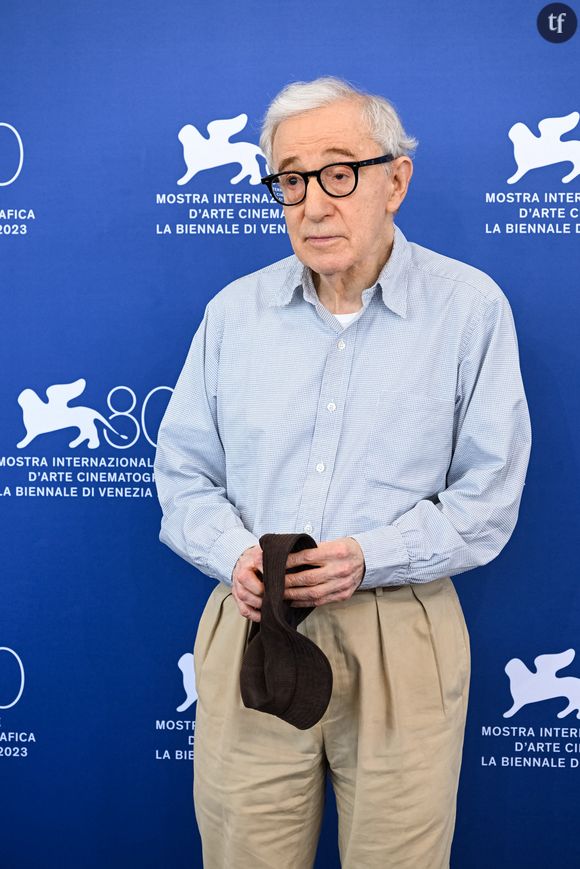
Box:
[312,229,395,314]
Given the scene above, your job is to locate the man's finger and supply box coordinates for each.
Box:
[237,602,261,622]
[286,548,325,568]
[236,586,264,609]
[284,582,331,602]
[238,573,265,596]
[284,570,321,587]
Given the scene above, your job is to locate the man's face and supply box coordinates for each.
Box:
[271,98,410,282]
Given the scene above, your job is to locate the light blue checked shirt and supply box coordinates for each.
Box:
[154,225,531,589]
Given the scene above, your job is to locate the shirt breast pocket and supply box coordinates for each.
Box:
[364,389,455,495]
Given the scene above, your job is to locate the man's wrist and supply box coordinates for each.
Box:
[232,544,259,580]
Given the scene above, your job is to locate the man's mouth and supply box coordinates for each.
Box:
[305,235,341,246]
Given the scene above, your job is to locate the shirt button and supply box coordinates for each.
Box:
[327,401,336,412]
[316,462,325,473]
[337,339,346,350]
[304,522,313,533]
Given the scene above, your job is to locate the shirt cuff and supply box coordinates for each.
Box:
[349,526,410,589]
[206,526,261,586]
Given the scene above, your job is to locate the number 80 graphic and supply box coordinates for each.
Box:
[0,123,24,187]
[103,386,173,449]
[0,648,25,709]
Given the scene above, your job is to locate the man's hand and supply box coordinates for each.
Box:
[232,537,367,621]
[284,537,365,607]
[232,544,264,622]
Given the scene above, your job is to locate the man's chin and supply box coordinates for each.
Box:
[295,247,349,276]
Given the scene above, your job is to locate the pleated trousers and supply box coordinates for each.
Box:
[193,576,470,869]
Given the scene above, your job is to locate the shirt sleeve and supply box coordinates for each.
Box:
[153,300,260,585]
[350,290,532,588]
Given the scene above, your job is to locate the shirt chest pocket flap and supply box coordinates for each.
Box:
[364,389,455,495]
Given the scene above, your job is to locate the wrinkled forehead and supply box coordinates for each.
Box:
[271,98,377,170]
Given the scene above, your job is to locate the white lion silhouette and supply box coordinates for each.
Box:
[507,111,580,184]
[17,378,128,450]
[504,648,580,719]
[176,113,265,186]
[176,652,197,712]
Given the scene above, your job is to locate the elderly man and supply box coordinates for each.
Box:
[154,76,531,868]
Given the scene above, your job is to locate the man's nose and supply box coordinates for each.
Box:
[302,178,334,220]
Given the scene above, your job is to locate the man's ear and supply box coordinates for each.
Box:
[386,157,413,214]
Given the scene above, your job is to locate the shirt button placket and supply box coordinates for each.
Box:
[297,335,352,538]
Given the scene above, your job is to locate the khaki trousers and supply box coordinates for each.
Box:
[193,577,470,869]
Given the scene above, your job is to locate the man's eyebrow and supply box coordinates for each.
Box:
[277,147,358,173]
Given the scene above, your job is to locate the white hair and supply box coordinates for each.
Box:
[259,76,418,170]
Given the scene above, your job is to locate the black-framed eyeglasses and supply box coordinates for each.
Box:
[260,154,394,206]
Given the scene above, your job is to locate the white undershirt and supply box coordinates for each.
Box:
[333,311,361,328]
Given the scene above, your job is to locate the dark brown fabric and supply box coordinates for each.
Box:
[239,532,333,730]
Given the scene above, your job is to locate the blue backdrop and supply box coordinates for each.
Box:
[2,1,580,866]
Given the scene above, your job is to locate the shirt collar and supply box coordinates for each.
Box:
[259,223,410,319]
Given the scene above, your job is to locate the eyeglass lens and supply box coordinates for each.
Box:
[272,164,356,204]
